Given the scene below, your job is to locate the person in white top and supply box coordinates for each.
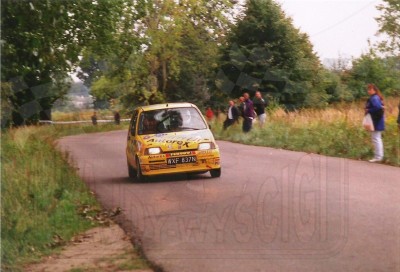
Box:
[223,100,240,130]
[253,90,268,127]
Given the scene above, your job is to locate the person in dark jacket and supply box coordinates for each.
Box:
[365,83,385,162]
[397,102,400,129]
[242,92,255,133]
[91,111,97,125]
[223,100,240,130]
[114,111,121,125]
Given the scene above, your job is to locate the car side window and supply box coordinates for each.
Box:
[130,110,139,136]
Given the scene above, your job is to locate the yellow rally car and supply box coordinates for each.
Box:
[126,103,221,181]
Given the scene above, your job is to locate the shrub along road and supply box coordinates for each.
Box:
[58,130,400,272]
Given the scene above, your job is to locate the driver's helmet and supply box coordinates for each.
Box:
[169,111,183,129]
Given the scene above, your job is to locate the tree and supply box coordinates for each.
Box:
[87,0,235,109]
[1,82,14,128]
[1,0,132,125]
[376,0,400,55]
[374,0,400,97]
[134,0,235,106]
[345,52,400,98]
[216,0,322,108]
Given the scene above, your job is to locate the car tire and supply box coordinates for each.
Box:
[127,161,136,179]
[210,168,221,178]
[136,157,147,182]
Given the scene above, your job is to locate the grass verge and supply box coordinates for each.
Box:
[1,123,129,271]
[213,99,400,166]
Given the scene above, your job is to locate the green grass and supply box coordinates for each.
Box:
[213,105,400,167]
[69,268,85,272]
[114,249,149,270]
[1,123,128,271]
[40,122,129,138]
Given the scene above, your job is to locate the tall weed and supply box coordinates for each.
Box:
[214,98,400,166]
[1,124,127,271]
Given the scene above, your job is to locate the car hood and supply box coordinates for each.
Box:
[138,129,216,152]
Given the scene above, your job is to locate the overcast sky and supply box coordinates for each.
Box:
[276,0,383,61]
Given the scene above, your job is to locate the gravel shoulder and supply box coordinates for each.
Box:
[25,223,152,272]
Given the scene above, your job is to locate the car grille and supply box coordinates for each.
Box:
[167,149,198,155]
[149,164,176,170]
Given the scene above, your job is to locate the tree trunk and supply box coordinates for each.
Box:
[162,60,168,93]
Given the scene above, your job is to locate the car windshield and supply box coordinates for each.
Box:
[138,107,207,135]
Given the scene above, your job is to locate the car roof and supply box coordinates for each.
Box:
[139,103,197,112]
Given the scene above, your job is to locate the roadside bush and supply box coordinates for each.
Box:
[1,123,127,271]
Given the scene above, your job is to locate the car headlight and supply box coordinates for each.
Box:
[198,142,214,150]
[146,147,162,155]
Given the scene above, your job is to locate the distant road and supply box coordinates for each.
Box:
[59,130,400,272]
[39,119,130,125]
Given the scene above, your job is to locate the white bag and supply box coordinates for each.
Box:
[362,113,375,131]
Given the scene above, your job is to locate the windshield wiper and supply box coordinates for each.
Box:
[179,127,202,130]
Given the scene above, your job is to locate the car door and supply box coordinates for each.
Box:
[126,109,139,166]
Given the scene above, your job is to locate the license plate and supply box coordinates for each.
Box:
[167,156,197,165]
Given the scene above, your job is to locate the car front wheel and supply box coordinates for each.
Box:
[127,161,136,179]
[136,157,147,182]
[210,168,221,178]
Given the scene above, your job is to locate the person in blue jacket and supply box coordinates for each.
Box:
[365,83,385,162]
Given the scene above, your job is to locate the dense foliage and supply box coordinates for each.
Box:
[216,0,330,108]
[2,0,399,125]
[83,0,235,111]
[376,0,400,55]
[344,53,400,98]
[1,0,132,125]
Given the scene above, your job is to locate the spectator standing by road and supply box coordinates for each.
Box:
[397,102,400,129]
[223,100,240,130]
[253,90,268,127]
[205,107,214,122]
[237,96,245,117]
[365,83,385,163]
[242,92,255,133]
[91,111,97,126]
[114,111,121,125]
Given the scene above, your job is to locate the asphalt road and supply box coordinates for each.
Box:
[58,130,400,272]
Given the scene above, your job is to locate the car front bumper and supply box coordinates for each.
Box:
[138,149,221,176]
